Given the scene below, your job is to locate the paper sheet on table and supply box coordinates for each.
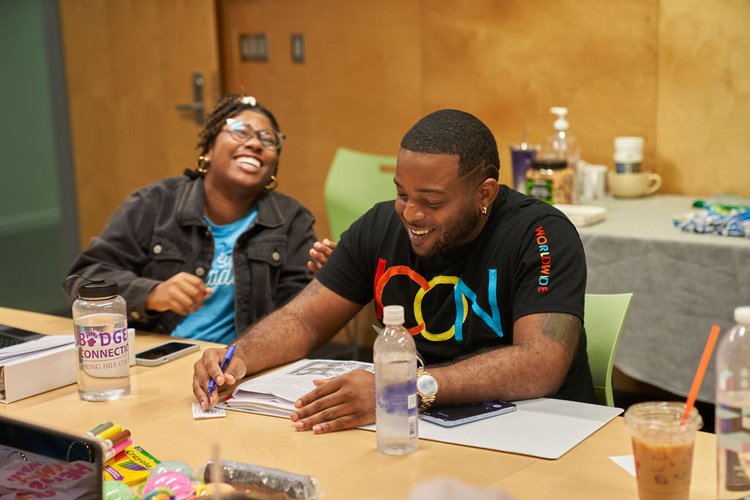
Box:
[610,454,636,476]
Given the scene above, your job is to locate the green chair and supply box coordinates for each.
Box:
[323,147,398,359]
[324,147,397,242]
[584,292,633,406]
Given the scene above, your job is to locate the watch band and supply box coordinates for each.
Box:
[416,365,437,413]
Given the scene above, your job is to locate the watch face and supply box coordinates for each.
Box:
[417,374,438,397]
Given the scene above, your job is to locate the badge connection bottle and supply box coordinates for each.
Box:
[72,278,130,401]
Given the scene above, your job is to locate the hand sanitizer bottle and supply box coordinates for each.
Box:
[543,107,581,203]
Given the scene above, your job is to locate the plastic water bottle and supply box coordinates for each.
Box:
[72,278,130,401]
[716,306,750,498]
[374,305,418,455]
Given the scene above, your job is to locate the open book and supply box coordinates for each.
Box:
[217,359,374,418]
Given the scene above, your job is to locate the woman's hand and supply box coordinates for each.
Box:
[145,272,211,315]
[307,239,337,274]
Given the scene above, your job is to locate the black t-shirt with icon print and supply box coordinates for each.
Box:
[317,185,594,403]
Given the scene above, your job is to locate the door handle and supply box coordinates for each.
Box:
[175,72,205,125]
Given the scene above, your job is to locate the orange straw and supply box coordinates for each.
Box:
[681,324,721,425]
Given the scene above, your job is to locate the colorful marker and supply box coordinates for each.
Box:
[85,422,113,439]
[207,344,236,396]
[104,438,132,462]
[99,430,131,451]
[95,424,122,442]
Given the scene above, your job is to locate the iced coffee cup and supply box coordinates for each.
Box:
[624,402,703,500]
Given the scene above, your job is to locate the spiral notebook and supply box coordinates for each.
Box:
[0,414,103,497]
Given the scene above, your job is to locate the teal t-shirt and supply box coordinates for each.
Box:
[171,207,258,344]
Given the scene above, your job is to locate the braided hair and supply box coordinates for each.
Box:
[196,94,282,157]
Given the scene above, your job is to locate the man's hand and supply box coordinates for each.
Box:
[307,239,337,274]
[145,272,211,315]
[192,346,247,410]
[290,369,375,433]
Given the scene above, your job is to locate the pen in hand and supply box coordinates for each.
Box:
[207,344,236,398]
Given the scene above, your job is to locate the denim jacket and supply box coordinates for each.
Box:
[67,174,317,336]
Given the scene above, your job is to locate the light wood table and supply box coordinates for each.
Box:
[0,306,717,499]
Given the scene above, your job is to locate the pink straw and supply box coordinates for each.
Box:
[681,324,721,425]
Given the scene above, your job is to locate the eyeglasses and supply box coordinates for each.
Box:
[225,118,285,149]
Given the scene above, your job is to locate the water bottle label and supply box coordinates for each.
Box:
[379,380,417,413]
[408,415,418,438]
[76,324,130,377]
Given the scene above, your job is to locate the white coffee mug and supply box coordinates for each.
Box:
[608,171,662,198]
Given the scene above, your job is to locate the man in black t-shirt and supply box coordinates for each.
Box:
[193,109,595,434]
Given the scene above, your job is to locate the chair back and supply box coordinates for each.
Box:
[584,292,633,406]
[324,147,397,241]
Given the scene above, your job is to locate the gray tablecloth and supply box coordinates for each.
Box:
[576,194,750,403]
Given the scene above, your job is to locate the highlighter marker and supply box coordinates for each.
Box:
[99,430,131,451]
[86,422,113,439]
[95,424,123,442]
[104,438,132,462]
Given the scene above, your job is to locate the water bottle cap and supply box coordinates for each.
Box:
[78,278,119,299]
[383,305,405,325]
[734,306,750,324]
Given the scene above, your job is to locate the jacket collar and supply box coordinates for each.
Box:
[176,176,284,229]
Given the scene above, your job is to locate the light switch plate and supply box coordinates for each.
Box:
[291,33,305,63]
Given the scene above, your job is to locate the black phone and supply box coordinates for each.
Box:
[421,400,517,427]
[135,341,199,366]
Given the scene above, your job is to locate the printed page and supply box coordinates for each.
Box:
[220,359,374,417]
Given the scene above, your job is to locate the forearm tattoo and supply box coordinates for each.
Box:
[540,313,580,353]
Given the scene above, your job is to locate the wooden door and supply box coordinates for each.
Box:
[58,0,221,246]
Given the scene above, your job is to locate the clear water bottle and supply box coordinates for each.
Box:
[72,278,130,401]
[374,305,418,455]
[716,306,750,498]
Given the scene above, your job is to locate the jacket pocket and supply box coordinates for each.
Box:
[142,232,191,280]
[244,238,285,269]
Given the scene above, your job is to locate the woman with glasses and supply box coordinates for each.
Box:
[67,95,327,344]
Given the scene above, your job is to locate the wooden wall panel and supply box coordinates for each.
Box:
[218,0,422,239]
[421,0,660,188]
[59,0,220,246]
[220,0,749,207]
[657,0,750,196]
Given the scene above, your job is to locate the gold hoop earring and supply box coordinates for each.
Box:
[265,175,278,191]
[196,155,210,174]
[481,206,488,216]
